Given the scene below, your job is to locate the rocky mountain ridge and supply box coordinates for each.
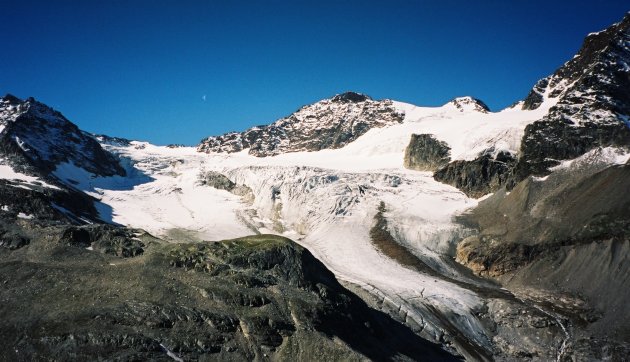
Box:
[197,92,404,157]
[446,96,490,113]
[512,12,630,183]
[412,13,630,197]
[0,94,125,178]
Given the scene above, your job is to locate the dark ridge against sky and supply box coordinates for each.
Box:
[1,1,628,145]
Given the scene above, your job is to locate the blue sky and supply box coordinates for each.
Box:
[1,1,628,145]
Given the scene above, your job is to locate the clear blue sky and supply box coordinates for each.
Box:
[1,1,628,145]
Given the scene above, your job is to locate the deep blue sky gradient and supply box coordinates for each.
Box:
[1,1,628,145]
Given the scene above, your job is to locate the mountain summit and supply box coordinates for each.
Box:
[446,96,490,113]
[0,94,125,178]
[197,92,404,156]
[512,13,630,181]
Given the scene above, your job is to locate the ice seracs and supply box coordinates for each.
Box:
[77,88,562,358]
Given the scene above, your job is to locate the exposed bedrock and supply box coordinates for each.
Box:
[433,150,516,198]
[197,92,405,157]
[199,171,254,199]
[509,119,630,186]
[403,134,451,171]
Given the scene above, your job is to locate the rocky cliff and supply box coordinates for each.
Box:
[0,94,125,178]
[512,12,630,184]
[403,134,451,171]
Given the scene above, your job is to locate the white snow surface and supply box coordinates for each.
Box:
[0,159,60,190]
[51,96,568,351]
[17,212,34,220]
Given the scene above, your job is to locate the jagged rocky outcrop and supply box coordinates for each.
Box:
[510,117,630,184]
[197,92,404,157]
[430,13,630,196]
[433,149,516,198]
[447,96,490,113]
[512,12,630,184]
[0,94,125,178]
[0,179,103,227]
[199,171,254,199]
[0,228,455,361]
[93,134,132,147]
[200,171,237,191]
[403,134,451,171]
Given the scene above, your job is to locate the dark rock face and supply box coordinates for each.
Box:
[403,134,451,171]
[331,91,371,103]
[434,150,516,198]
[521,78,549,110]
[524,14,630,114]
[197,92,404,157]
[0,230,455,361]
[0,95,125,178]
[513,13,630,184]
[199,171,254,200]
[93,134,132,147]
[199,171,236,191]
[510,116,630,185]
[56,224,152,257]
[0,223,30,250]
[0,180,101,226]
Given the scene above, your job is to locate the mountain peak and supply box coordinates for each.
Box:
[331,92,371,103]
[523,12,630,112]
[446,96,490,113]
[512,12,630,184]
[1,93,22,105]
[0,94,125,177]
[198,93,403,156]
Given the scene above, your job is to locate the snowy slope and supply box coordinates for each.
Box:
[37,82,626,358]
[44,94,569,357]
[0,160,60,190]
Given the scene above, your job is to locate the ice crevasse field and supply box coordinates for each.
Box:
[46,92,628,348]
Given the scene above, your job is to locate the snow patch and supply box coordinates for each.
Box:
[0,160,60,190]
[17,212,34,219]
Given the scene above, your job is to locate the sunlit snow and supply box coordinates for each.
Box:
[48,96,572,349]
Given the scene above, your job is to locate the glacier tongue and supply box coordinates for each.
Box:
[63,96,564,358]
[223,164,492,350]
